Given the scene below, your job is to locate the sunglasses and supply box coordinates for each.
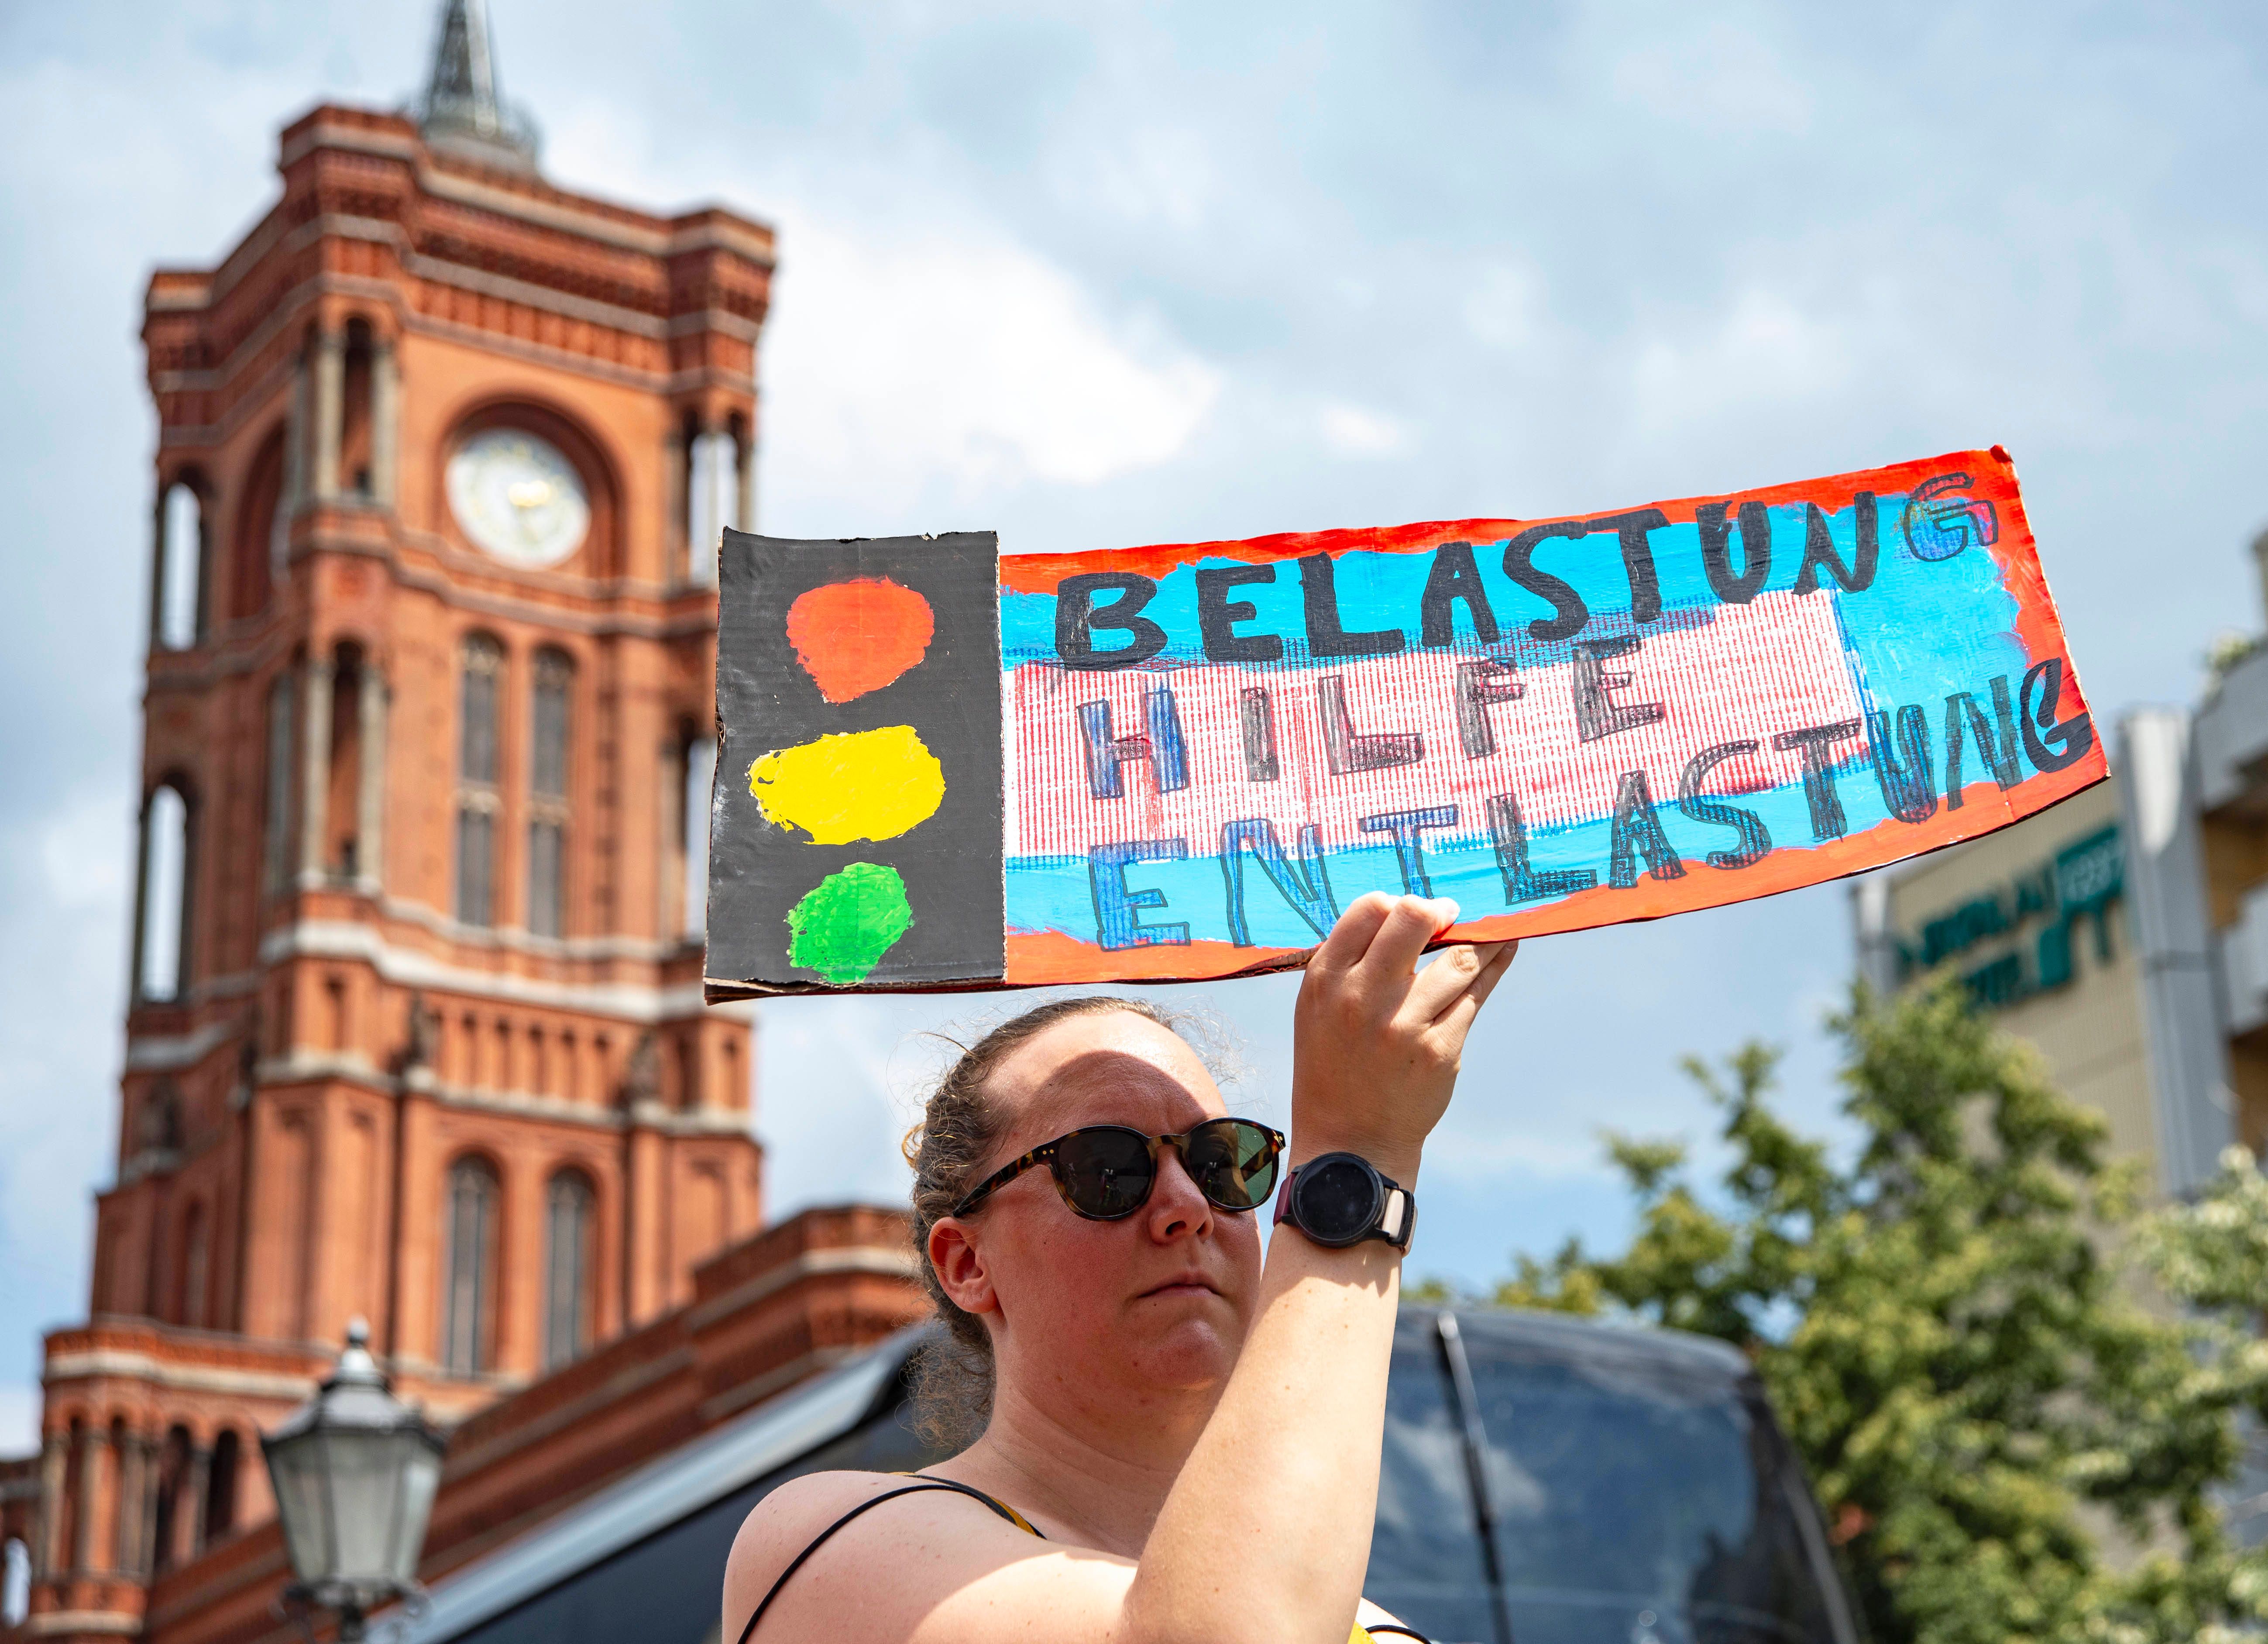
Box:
[951,1117,1287,1221]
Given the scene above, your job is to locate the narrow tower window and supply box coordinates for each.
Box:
[442,1155,499,1375]
[155,481,204,650]
[685,427,739,584]
[204,1430,240,1539]
[340,320,375,497]
[543,1169,595,1369]
[327,643,365,880]
[151,1426,191,1572]
[137,783,193,1001]
[456,636,503,927]
[527,649,571,938]
[682,732,716,938]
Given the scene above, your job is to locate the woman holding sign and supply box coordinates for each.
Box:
[721,891,1518,1644]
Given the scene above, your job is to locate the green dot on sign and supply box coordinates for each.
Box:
[786,863,914,985]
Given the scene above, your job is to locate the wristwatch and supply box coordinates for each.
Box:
[1273,1152,1415,1252]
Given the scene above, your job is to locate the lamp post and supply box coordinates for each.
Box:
[261,1319,446,1641]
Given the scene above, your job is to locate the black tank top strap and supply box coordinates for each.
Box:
[733,1475,1043,1644]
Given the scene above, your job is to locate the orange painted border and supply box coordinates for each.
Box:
[1000,446,2032,594]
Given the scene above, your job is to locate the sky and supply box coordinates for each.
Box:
[2,0,2266,1452]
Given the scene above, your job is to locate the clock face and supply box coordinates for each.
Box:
[445,428,590,568]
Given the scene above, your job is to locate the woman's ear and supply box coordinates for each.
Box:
[929,1217,998,1318]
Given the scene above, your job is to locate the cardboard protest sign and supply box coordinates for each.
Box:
[705,448,2103,999]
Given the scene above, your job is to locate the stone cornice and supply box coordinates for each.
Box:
[27,1609,143,1636]
[256,918,734,1022]
[137,529,723,693]
[275,109,773,265]
[150,267,755,444]
[41,1349,316,1405]
[681,1245,918,1334]
[157,108,772,388]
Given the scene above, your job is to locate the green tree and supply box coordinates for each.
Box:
[1492,978,2268,1644]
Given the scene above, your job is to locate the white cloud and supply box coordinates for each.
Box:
[1629,287,1854,434]
[1057,124,1216,234]
[1316,399,1412,459]
[1607,19,1818,136]
[759,214,1221,525]
[1464,261,1546,351]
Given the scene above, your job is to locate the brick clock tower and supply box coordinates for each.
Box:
[7,6,772,1636]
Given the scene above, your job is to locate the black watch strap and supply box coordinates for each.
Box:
[1273,1152,1416,1252]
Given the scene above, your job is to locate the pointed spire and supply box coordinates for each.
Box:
[419,0,538,170]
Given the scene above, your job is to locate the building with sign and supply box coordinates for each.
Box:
[1855,533,2268,1199]
[1852,780,2173,1174]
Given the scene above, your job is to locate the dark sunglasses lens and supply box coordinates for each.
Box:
[1055,1129,1157,1218]
[1185,1120,1279,1211]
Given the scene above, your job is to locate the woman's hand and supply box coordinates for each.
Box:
[1290,892,1517,1181]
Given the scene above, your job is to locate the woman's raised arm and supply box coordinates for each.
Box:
[1127,893,1514,1644]
[722,892,1516,1644]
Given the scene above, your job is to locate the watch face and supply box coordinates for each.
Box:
[1297,1157,1383,1244]
[445,428,590,568]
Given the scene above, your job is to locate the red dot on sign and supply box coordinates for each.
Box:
[786,578,936,704]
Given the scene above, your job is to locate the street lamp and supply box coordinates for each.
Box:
[262,1319,446,1640]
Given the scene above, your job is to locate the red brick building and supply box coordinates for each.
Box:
[0,7,926,1639]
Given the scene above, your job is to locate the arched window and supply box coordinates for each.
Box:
[57,1419,86,1572]
[340,320,375,498]
[684,422,745,585]
[154,480,205,650]
[136,782,194,1001]
[442,1156,500,1375]
[3,1531,29,1625]
[105,1417,129,1568]
[456,636,503,928]
[151,1425,191,1572]
[327,642,366,880]
[527,650,572,938]
[204,1429,239,1540]
[670,723,717,939]
[543,1169,595,1370]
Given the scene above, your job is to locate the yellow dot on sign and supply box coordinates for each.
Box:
[748,725,945,846]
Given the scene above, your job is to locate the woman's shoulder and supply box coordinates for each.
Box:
[729,1469,928,1560]
[724,1470,1046,1590]
[722,1470,1049,1644]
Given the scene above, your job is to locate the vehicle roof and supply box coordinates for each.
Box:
[1424,1304,1756,1387]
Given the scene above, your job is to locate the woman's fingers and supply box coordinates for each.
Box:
[1401,940,1506,1023]
[1464,938,1519,1008]
[1428,940,1520,1038]
[1309,891,1398,975]
[1350,894,1458,987]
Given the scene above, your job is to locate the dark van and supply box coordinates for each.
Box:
[389,1309,1858,1644]
[1371,1308,1859,1644]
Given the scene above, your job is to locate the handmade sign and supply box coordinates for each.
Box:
[705,448,2103,998]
